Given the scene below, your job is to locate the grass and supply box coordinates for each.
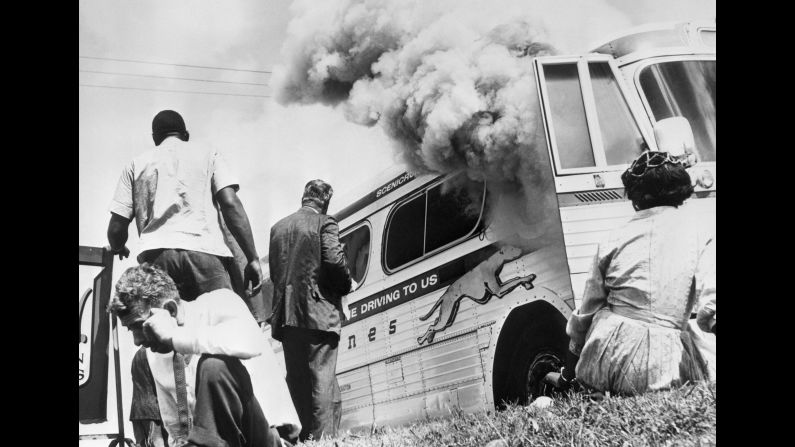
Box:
[298,381,716,447]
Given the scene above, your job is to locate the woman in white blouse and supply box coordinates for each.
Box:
[546,151,715,396]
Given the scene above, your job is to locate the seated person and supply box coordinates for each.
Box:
[109,263,300,447]
[546,151,715,395]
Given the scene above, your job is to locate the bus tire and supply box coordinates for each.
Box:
[507,328,565,405]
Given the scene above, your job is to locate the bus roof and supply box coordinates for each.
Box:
[588,20,715,60]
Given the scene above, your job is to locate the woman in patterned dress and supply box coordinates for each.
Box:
[546,151,715,395]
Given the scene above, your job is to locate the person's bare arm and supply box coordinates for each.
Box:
[107,162,134,260]
[215,186,262,295]
[107,213,132,260]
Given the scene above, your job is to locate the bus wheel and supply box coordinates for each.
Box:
[494,303,567,408]
[506,341,563,405]
[524,350,563,403]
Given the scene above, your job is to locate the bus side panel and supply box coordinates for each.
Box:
[344,243,574,430]
[368,342,431,423]
[338,365,374,429]
[559,200,635,304]
[416,331,484,394]
[343,293,490,431]
[362,312,389,366]
[559,197,714,305]
[409,244,575,344]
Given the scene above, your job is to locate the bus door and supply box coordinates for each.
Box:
[534,54,656,304]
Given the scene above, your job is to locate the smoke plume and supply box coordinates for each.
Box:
[274,1,567,183]
[273,0,715,242]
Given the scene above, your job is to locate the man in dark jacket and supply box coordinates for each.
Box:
[268,179,353,442]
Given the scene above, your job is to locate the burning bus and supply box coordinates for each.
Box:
[79,18,715,443]
[271,19,716,430]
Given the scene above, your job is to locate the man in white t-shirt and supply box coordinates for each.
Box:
[107,109,262,302]
[109,263,300,447]
[108,110,266,445]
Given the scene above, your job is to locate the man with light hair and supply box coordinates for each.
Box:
[109,263,299,447]
[268,179,355,441]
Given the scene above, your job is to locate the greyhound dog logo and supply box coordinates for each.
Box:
[417,246,536,345]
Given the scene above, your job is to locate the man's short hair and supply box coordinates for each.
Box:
[152,110,189,146]
[301,179,333,209]
[107,263,179,317]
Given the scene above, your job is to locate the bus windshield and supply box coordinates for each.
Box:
[638,60,716,161]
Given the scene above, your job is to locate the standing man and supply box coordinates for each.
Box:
[268,180,355,441]
[108,263,300,447]
[107,109,263,301]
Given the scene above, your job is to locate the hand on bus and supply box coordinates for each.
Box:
[349,279,358,293]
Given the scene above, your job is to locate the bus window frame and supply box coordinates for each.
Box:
[632,54,716,166]
[381,174,487,275]
[535,54,654,176]
[685,21,715,49]
[340,220,373,289]
[697,28,716,47]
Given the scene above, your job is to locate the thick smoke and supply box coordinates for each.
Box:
[274,1,565,183]
[273,0,714,243]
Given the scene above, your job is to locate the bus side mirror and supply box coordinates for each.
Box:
[653,117,698,167]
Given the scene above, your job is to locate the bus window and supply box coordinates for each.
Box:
[426,181,484,253]
[638,60,716,161]
[341,224,371,285]
[385,194,426,270]
[385,176,485,272]
[543,63,595,170]
[539,57,653,174]
[589,62,645,165]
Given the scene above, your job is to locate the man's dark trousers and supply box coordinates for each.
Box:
[138,249,233,302]
[281,327,341,442]
[188,355,283,447]
[130,352,288,447]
